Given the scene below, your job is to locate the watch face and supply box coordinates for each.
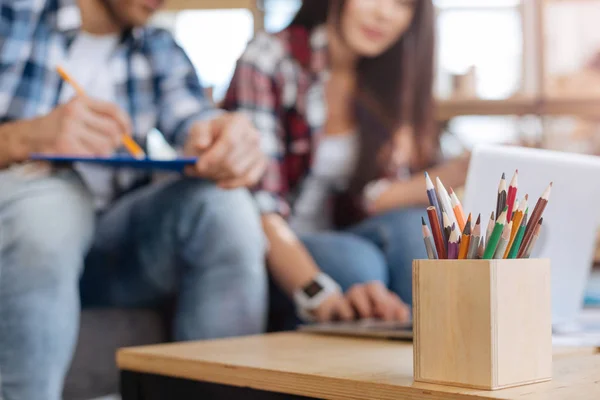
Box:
[303,280,324,298]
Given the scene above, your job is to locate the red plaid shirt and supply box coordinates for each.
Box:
[224,25,399,221]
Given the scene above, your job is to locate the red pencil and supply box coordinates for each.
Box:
[506,170,518,222]
[427,206,447,259]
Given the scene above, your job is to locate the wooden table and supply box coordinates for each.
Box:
[117,332,600,400]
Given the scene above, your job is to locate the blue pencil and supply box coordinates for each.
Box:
[425,172,443,234]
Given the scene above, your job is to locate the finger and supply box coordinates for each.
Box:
[346,285,373,319]
[80,108,122,148]
[200,114,252,171]
[313,299,336,323]
[220,135,259,179]
[333,298,355,321]
[389,293,411,322]
[208,144,254,182]
[77,128,116,156]
[84,97,132,134]
[187,121,214,155]
[218,155,267,190]
[365,282,394,321]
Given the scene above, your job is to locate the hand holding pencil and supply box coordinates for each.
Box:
[33,93,133,158]
[55,66,145,158]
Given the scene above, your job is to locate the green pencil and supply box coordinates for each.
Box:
[483,207,508,259]
[507,208,528,259]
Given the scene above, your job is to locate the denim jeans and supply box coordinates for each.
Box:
[270,207,427,330]
[0,167,267,400]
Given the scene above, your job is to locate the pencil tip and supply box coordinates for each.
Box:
[501,172,505,179]
[539,217,544,224]
[550,182,553,187]
[515,169,518,174]
[476,214,481,224]
[490,211,495,219]
[525,194,529,200]
[421,216,426,225]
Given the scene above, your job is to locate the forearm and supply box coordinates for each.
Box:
[0,118,38,168]
[371,154,470,214]
[262,214,320,297]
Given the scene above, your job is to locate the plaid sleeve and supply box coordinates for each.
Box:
[148,29,219,147]
[223,33,290,217]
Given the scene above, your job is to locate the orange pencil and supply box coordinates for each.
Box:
[449,187,466,232]
[56,66,145,159]
[458,213,472,259]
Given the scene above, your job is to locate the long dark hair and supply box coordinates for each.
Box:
[291,0,436,194]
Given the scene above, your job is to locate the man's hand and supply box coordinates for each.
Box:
[35,96,131,156]
[345,282,411,322]
[183,113,266,189]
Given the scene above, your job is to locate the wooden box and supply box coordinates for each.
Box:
[412,259,552,390]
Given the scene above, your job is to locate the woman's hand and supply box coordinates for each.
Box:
[345,282,411,322]
[309,292,355,322]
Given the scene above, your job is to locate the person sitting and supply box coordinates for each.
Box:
[224,0,469,327]
[0,0,268,398]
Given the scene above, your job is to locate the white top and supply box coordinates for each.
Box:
[289,133,359,234]
[58,32,120,210]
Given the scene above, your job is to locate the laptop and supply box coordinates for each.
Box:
[463,144,600,330]
[299,319,413,340]
[300,145,600,339]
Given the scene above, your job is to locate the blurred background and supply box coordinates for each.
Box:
[151,0,600,278]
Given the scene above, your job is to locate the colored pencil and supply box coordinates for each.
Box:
[436,177,458,230]
[510,197,519,220]
[449,187,467,232]
[507,209,528,259]
[477,238,485,259]
[56,66,145,159]
[517,183,552,258]
[422,217,438,260]
[443,211,452,248]
[496,173,507,220]
[485,211,495,249]
[425,172,443,234]
[493,221,512,259]
[458,214,472,259]
[483,207,507,259]
[427,206,446,259]
[447,224,460,260]
[503,195,528,258]
[467,214,481,259]
[523,218,543,259]
[506,170,518,222]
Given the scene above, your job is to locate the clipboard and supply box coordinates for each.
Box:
[29,154,198,172]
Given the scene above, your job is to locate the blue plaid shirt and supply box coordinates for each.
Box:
[0,0,214,201]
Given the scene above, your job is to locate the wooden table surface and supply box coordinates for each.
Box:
[117,332,600,400]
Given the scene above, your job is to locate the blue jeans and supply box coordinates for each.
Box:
[0,167,267,400]
[270,208,427,330]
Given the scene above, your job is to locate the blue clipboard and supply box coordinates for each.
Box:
[29,154,198,172]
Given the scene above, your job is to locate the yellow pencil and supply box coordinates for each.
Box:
[56,66,145,159]
[503,195,528,258]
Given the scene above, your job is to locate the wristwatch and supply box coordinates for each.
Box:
[293,273,341,322]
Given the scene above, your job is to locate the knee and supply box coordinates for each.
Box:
[169,179,266,272]
[302,233,388,291]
